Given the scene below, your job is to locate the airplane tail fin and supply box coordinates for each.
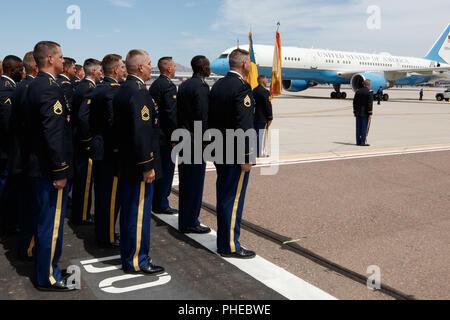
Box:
[424,24,450,64]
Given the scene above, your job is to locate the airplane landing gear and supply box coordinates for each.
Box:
[374,93,390,102]
[331,84,347,99]
[331,92,347,99]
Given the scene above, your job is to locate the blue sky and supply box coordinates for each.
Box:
[1,0,449,67]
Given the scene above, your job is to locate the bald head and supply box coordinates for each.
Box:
[364,80,371,88]
[0,60,3,76]
[126,49,152,82]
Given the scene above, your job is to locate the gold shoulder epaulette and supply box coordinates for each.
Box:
[110,83,120,87]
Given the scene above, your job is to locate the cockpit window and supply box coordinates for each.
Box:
[219,54,229,59]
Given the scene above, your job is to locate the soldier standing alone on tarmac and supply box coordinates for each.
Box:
[353,80,374,147]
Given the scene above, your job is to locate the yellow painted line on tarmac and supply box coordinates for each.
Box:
[176,143,450,174]
[275,112,450,119]
[275,106,352,117]
[276,143,450,161]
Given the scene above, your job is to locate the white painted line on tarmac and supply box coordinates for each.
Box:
[153,213,337,301]
[254,145,450,168]
[171,145,450,178]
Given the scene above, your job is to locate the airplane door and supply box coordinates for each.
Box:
[311,53,318,69]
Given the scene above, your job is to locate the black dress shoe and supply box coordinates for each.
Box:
[219,248,256,259]
[36,277,76,292]
[153,207,178,215]
[141,263,165,276]
[361,144,371,147]
[124,262,165,276]
[179,225,211,234]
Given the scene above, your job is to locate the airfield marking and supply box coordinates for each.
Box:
[275,112,450,119]
[152,213,337,301]
[251,144,450,168]
[275,106,352,117]
[171,144,450,175]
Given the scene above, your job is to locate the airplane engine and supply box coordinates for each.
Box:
[282,80,310,92]
[351,73,387,92]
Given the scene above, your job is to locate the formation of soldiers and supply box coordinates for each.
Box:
[0,42,274,292]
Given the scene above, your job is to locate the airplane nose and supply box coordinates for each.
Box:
[210,58,229,76]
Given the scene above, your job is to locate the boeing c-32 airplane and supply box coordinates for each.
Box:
[210,24,450,101]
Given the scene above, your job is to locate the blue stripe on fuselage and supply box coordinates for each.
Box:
[210,58,432,87]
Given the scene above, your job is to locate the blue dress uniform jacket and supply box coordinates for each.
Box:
[353,86,373,117]
[113,75,161,183]
[72,78,96,152]
[176,74,210,229]
[209,72,255,255]
[56,74,75,113]
[209,72,256,165]
[253,84,273,157]
[112,75,160,272]
[253,84,273,124]
[149,74,177,211]
[26,71,73,287]
[0,76,17,234]
[10,75,34,174]
[71,78,96,224]
[27,72,73,180]
[71,76,81,87]
[149,74,177,147]
[10,75,37,258]
[0,76,16,174]
[88,76,120,162]
[88,76,121,244]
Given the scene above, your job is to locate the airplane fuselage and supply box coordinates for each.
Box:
[211,44,447,88]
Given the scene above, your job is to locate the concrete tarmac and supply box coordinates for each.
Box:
[1,86,448,300]
[196,86,450,300]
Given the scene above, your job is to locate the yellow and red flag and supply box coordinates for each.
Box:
[270,28,282,99]
[246,32,259,90]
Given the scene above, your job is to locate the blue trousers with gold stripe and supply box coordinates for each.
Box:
[356,116,369,145]
[32,178,69,287]
[215,164,250,254]
[93,161,120,244]
[71,153,94,223]
[153,146,175,211]
[119,181,154,272]
[178,163,206,229]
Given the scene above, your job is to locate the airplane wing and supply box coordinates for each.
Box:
[337,66,450,81]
